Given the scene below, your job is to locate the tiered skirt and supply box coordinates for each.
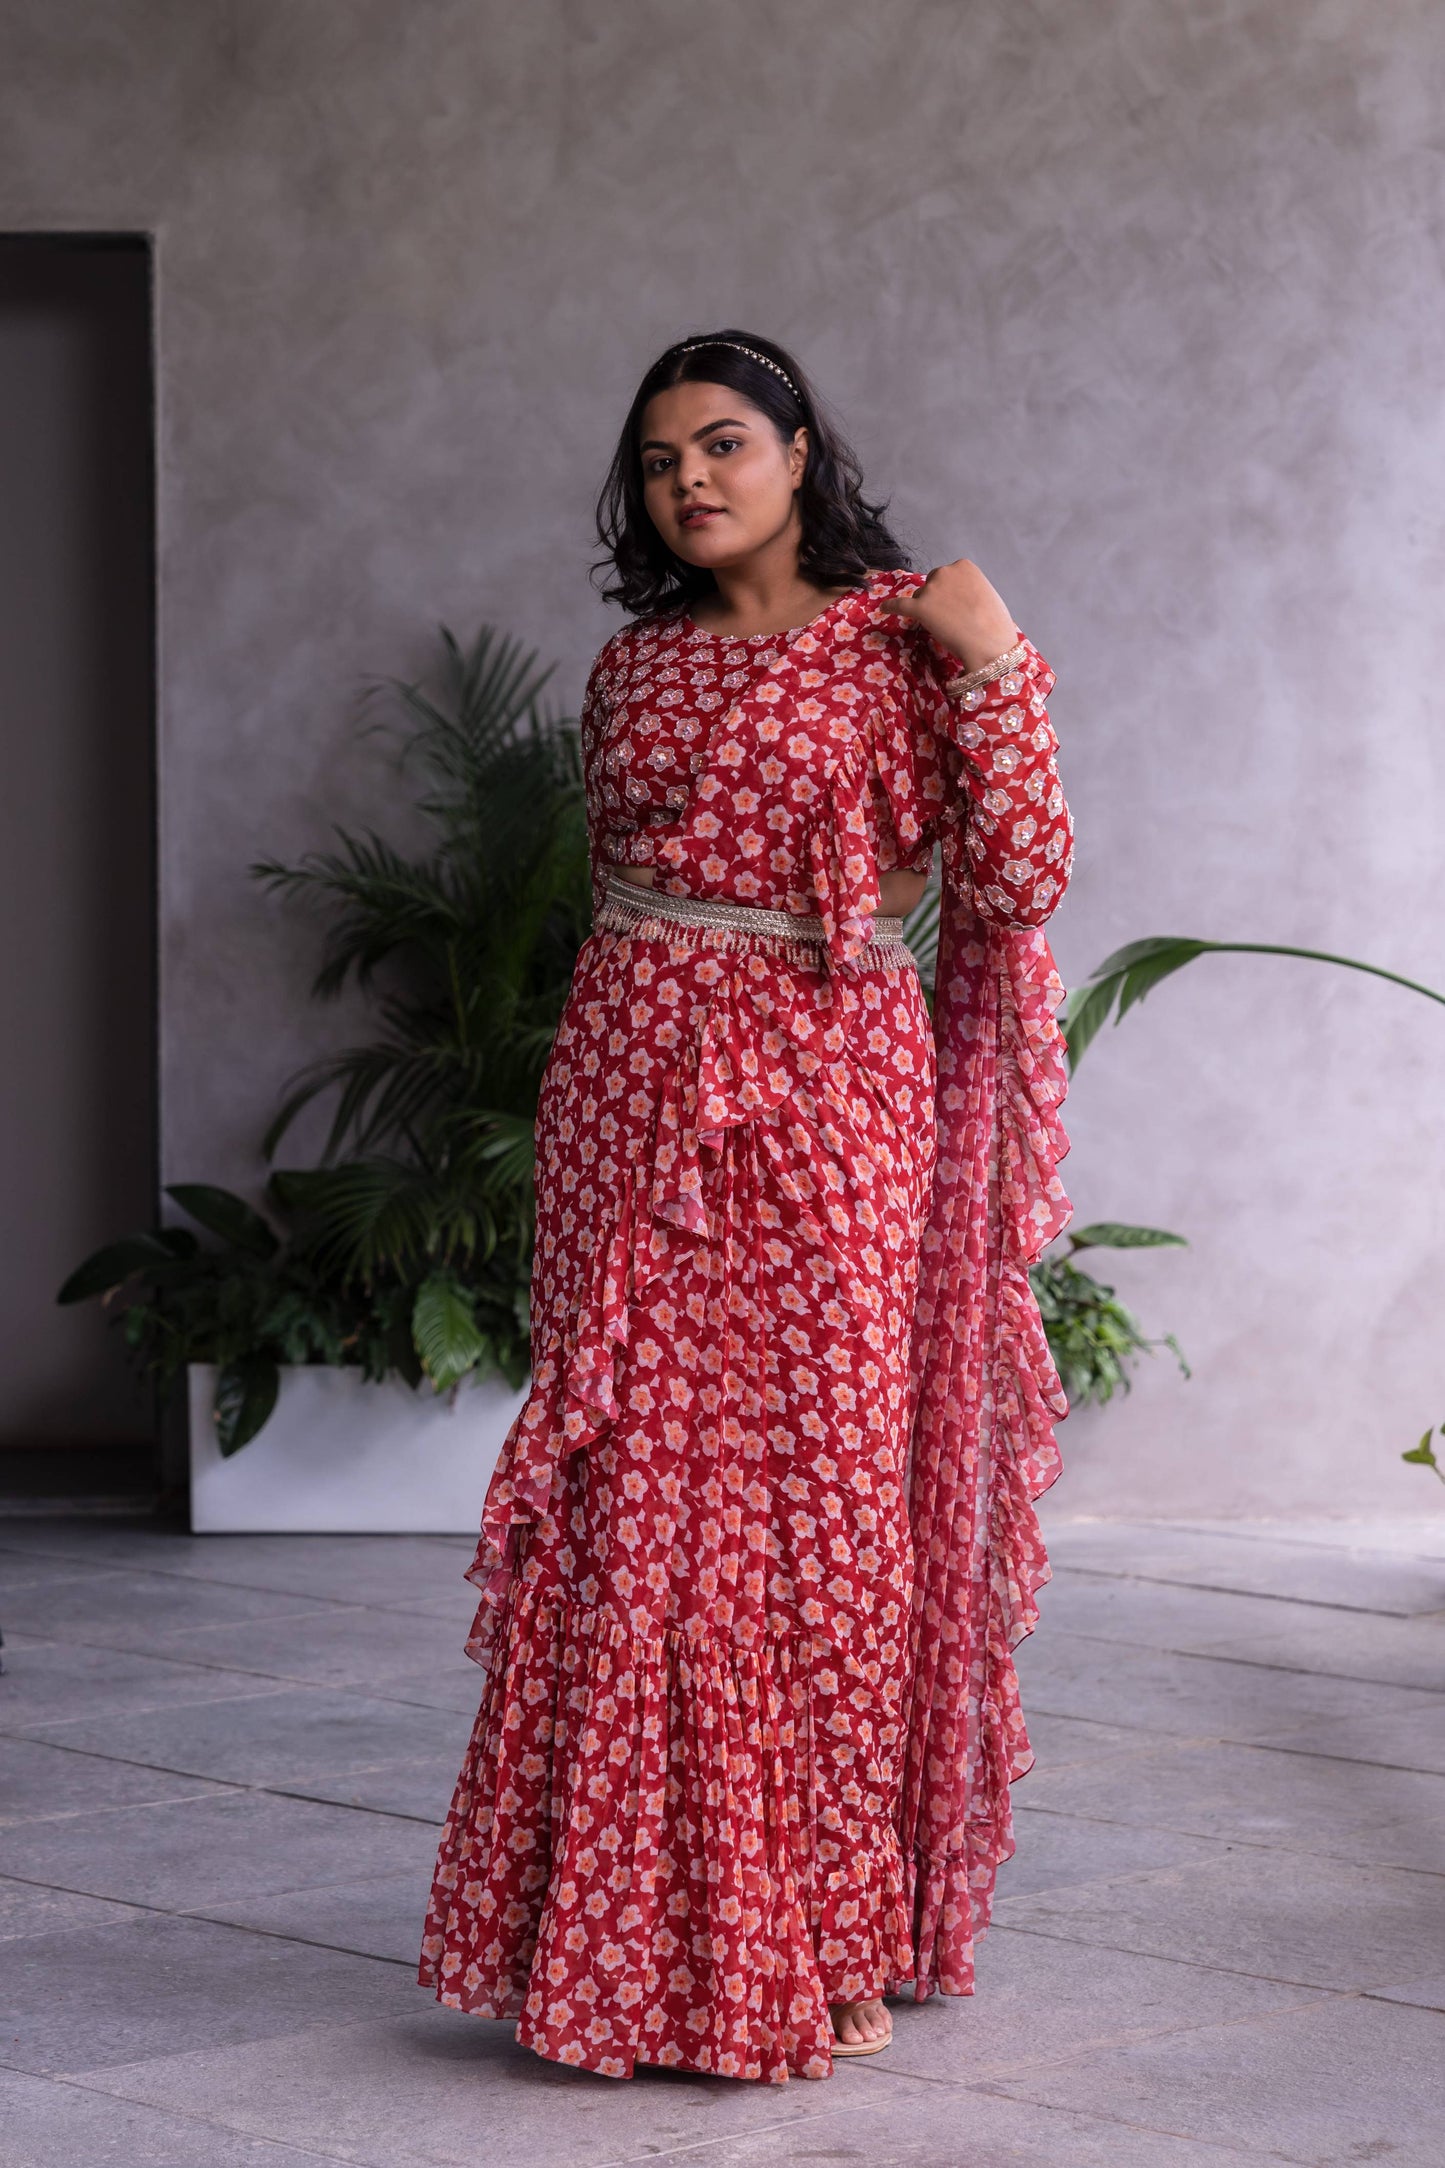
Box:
[419,911,936,2081]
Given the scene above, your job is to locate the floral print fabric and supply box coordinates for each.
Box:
[419,571,1073,2080]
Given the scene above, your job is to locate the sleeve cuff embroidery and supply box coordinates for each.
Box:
[944,639,1029,698]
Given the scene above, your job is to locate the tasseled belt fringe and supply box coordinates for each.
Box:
[597,870,912,963]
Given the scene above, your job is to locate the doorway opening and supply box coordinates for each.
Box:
[0,234,159,1505]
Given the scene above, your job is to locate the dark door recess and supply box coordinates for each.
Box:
[0,234,158,1502]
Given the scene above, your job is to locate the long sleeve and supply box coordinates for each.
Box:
[916,635,1073,929]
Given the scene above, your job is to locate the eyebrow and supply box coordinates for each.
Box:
[639,416,753,452]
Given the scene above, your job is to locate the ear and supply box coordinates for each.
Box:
[789,426,809,489]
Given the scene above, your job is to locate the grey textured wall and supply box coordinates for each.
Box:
[2,0,1442,1515]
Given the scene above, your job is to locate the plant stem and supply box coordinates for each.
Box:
[1208,943,1445,1009]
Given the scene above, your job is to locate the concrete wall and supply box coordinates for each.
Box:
[2,0,1441,1516]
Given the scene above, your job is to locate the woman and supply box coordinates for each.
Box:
[419,331,1072,2082]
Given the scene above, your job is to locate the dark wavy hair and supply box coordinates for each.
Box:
[594,329,911,618]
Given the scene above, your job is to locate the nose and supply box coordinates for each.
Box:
[672,449,710,495]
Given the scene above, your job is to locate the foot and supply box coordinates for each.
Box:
[831,1997,890,2049]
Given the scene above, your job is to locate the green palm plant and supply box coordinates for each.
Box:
[250,625,591,1389]
[1064,933,1445,1477]
[60,626,590,1453]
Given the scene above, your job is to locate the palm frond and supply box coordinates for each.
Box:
[412,1271,488,1390]
[1065,936,1445,1070]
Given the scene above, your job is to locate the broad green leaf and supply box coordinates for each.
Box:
[1088,936,1208,980]
[153,1225,201,1258]
[166,1185,280,1259]
[57,1235,185,1304]
[413,1274,487,1390]
[1068,1223,1189,1253]
[213,1356,280,1455]
[1061,977,1118,1069]
[1115,941,1209,1021]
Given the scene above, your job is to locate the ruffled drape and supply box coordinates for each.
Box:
[893,867,1071,1998]
[455,911,923,1677]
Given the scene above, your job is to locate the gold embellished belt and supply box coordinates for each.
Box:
[596,869,910,957]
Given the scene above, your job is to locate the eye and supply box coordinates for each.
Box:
[708,436,743,456]
[645,455,674,477]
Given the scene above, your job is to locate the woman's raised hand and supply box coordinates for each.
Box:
[877,558,1020,672]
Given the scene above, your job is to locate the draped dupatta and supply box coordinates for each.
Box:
[895,872,1072,1998]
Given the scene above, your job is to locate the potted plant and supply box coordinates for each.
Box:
[59,626,586,1530]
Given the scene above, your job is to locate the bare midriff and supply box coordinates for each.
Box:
[607,863,929,918]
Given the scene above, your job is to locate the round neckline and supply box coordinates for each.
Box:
[677,577,875,646]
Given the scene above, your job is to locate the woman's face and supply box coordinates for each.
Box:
[639,380,808,571]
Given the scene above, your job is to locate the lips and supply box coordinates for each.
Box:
[678,505,724,529]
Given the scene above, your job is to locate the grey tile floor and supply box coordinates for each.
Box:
[2,1510,1443,2166]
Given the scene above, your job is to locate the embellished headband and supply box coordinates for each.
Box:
[674,340,803,403]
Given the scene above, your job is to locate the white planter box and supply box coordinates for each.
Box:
[188,1362,529,1534]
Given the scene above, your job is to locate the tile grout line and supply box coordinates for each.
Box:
[964,1981,1364,2086]
[0,1629,482,1708]
[1,1747,443,1826]
[0,2054,422,2165]
[1010,1798,1445,1882]
[959,2078,1320,2165]
[1059,1515,1445,1562]
[1047,1560,1445,1620]
[986,1912,1437,1996]
[0,1599,417,1661]
[953,1979,1434,2165]
[989,1916,1383,1997]
[0,1536,472,1612]
[0,1647,480,1717]
[0,1724,453,1827]
[1048,1514,1445,1552]
[0,1783,239,1831]
[1027,1627,1445,1696]
[1019,1721,1445,1788]
[0,1862,426,1969]
[596,2041,1322,2168]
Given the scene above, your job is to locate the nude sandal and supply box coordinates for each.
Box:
[830,2013,893,2059]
